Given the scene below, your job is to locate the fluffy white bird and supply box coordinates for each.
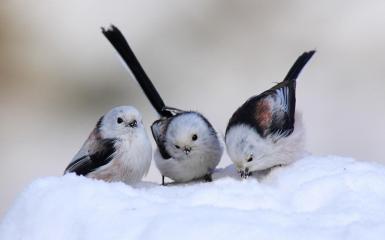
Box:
[102,25,223,184]
[225,51,315,178]
[151,111,223,184]
[64,106,152,184]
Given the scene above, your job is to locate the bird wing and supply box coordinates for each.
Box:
[151,118,172,159]
[256,80,297,137]
[226,50,315,138]
[64,130,116,176]
[259,50,315,137]
[226,84,296,138]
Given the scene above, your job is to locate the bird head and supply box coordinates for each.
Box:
[99,106,144,139]
[164,112,221,160]
[225,124,274,178]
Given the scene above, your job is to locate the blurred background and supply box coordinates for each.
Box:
[1,0,385,217]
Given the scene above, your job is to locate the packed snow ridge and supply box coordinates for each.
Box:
[2,155,385,240]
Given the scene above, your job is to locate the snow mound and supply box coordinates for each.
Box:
[2,155,385,240]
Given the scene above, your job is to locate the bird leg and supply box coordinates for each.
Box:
[161,175,166,186]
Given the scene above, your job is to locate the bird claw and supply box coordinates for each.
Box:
[239,168,251,179]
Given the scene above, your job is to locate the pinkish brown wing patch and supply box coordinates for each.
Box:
[256,98,272,132]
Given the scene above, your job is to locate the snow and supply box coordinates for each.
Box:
[2,155,385,240]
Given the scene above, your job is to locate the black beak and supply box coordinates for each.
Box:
[126,121,137,128]
[184,146,191,155]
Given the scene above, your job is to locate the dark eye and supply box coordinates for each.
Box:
[247,155,253,162]
[129,120,137,128]
[117,117,123,124]
[192,134,198,141]
[175,145,180,149]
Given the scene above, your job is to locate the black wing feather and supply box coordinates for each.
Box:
[151,119,172,159]
[64,139,116,176]
[226,50,315,138]
[102,25,172,118]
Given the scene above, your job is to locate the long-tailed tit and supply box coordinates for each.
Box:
[225,50,315,179]
[102,25,223,185]
[64,106,152,184]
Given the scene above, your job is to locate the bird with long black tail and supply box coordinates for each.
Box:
[225,50,315,179]
[102,25,223,185]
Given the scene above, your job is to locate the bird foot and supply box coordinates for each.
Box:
[203,174,213,182]
[239,168,252,179]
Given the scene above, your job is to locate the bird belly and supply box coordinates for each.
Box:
[154,149,220,182]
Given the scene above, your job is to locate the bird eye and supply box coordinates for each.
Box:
[129,120,137,128]
[117,117,123,124]
[175,145,180,149]
[192,134,198,141]
[247,154,254,162]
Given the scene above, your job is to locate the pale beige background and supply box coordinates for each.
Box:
[1,0,385,218]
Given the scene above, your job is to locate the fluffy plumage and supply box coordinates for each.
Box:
[102,25,223,184]
[154,112,222,183]
[64,106,152,184]
[225,51,315,178]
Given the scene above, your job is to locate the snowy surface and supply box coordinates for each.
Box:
[2,155,385,240]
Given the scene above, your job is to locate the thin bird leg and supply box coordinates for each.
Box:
[162,175,166,186]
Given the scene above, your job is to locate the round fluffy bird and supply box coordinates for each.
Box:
[225,51,315,178]
[151,111,222,184]
[64,106,152,184]
[102,25,223,185]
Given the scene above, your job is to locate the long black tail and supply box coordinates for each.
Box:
[102,25,172,117]
[283,50,315,82]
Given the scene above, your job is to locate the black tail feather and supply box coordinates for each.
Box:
[102,25,172,117]
[283,50,315,82]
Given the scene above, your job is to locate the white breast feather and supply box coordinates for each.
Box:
[155,132,223,182]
